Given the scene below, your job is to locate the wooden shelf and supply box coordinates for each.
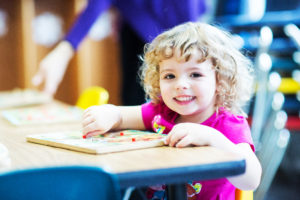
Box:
[0,0,121,105]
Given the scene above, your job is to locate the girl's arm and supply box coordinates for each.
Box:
[165,123,262,191]
[82,104,145,138]
[210,133,262,190]
[226,143,262,190]
[117,106,145,130]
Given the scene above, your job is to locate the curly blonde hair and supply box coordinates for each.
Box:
[139,22,254,115]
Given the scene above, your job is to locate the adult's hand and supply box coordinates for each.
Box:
[32,41,74,95]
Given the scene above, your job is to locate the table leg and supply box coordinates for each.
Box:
[166,183,187,200]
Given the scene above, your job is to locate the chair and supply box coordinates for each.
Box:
[252,91,290,200]
[254,114,290,200]
[0,166,121,200]
[235,189,253,200]
[235,27,274,200]
[76,86,109,109]
[248,25,291,199]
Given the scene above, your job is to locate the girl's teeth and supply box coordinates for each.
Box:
[175,96,193,101]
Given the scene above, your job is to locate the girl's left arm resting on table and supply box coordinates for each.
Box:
[116,106,146,130]
[211,132,262,191]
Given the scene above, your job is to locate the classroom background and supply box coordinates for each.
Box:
[0,0,299,199]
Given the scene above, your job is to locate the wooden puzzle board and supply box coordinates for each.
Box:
[1,104,83,126]
[0,89,51,109]
[26,130,166,154]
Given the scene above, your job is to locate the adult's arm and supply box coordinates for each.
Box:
[32,0,112,95]
[115,0,207,42]
[65,0,111,50]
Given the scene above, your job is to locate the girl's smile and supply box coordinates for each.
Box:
[173,95,196,105]
[174,95,196,104]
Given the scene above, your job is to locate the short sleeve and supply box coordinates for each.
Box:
[141,102,158,130]
[141,101,177,132]
[212,111,255,152]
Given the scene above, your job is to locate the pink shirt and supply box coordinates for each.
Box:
[141,101,254,200]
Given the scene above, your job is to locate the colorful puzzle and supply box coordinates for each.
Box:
[1,104,83,126]
[26,130,166,154]
[0,89,51,109]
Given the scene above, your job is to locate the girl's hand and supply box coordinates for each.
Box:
[166,124,262,191]
[82,104,121,138]
[165,123,218,148]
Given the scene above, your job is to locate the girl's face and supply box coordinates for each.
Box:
[159,50,217,123]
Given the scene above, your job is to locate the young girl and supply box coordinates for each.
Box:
[82,22,262,200]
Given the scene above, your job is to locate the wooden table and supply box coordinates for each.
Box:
[0,102,246,199]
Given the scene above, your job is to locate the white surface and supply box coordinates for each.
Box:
[0,143,10,169]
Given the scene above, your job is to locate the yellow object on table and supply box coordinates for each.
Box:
[76,86,109,109]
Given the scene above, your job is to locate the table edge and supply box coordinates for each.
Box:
[117,159,246,188]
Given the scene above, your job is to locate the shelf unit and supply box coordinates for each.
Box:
[216,10,300,130]
[0,0,121,105]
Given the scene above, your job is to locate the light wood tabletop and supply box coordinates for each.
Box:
[0,101,246,199]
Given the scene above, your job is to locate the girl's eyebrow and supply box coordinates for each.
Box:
[160,68,173,73]
[185,66,205,72]
[188,67,202,70]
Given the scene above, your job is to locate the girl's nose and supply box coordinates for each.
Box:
[175,78,189,90]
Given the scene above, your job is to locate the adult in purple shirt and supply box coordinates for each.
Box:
[32,0,207,105]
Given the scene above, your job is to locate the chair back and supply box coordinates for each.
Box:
[0,166,121,200]
[235,189,253,200]
[76,86,109,109]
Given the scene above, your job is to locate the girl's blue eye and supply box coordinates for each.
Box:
[190,72,202,78]
[164,74,175,79]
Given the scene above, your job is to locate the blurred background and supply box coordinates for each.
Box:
[0,0,299,199]
[214,1,300,199]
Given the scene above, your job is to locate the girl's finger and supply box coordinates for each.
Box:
[82,121,99,135]
[165,131,172,145]
[165,124,180,144]
[175,135,192,148]
[83,130,103,138]
[165,128,178,145]
[168,130,186,147]
[82,109,92,118]
[82,116,94,127]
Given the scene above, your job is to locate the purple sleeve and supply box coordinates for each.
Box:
[65,0,206,48]
[64,0,111,50]
[116,0,206,42]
